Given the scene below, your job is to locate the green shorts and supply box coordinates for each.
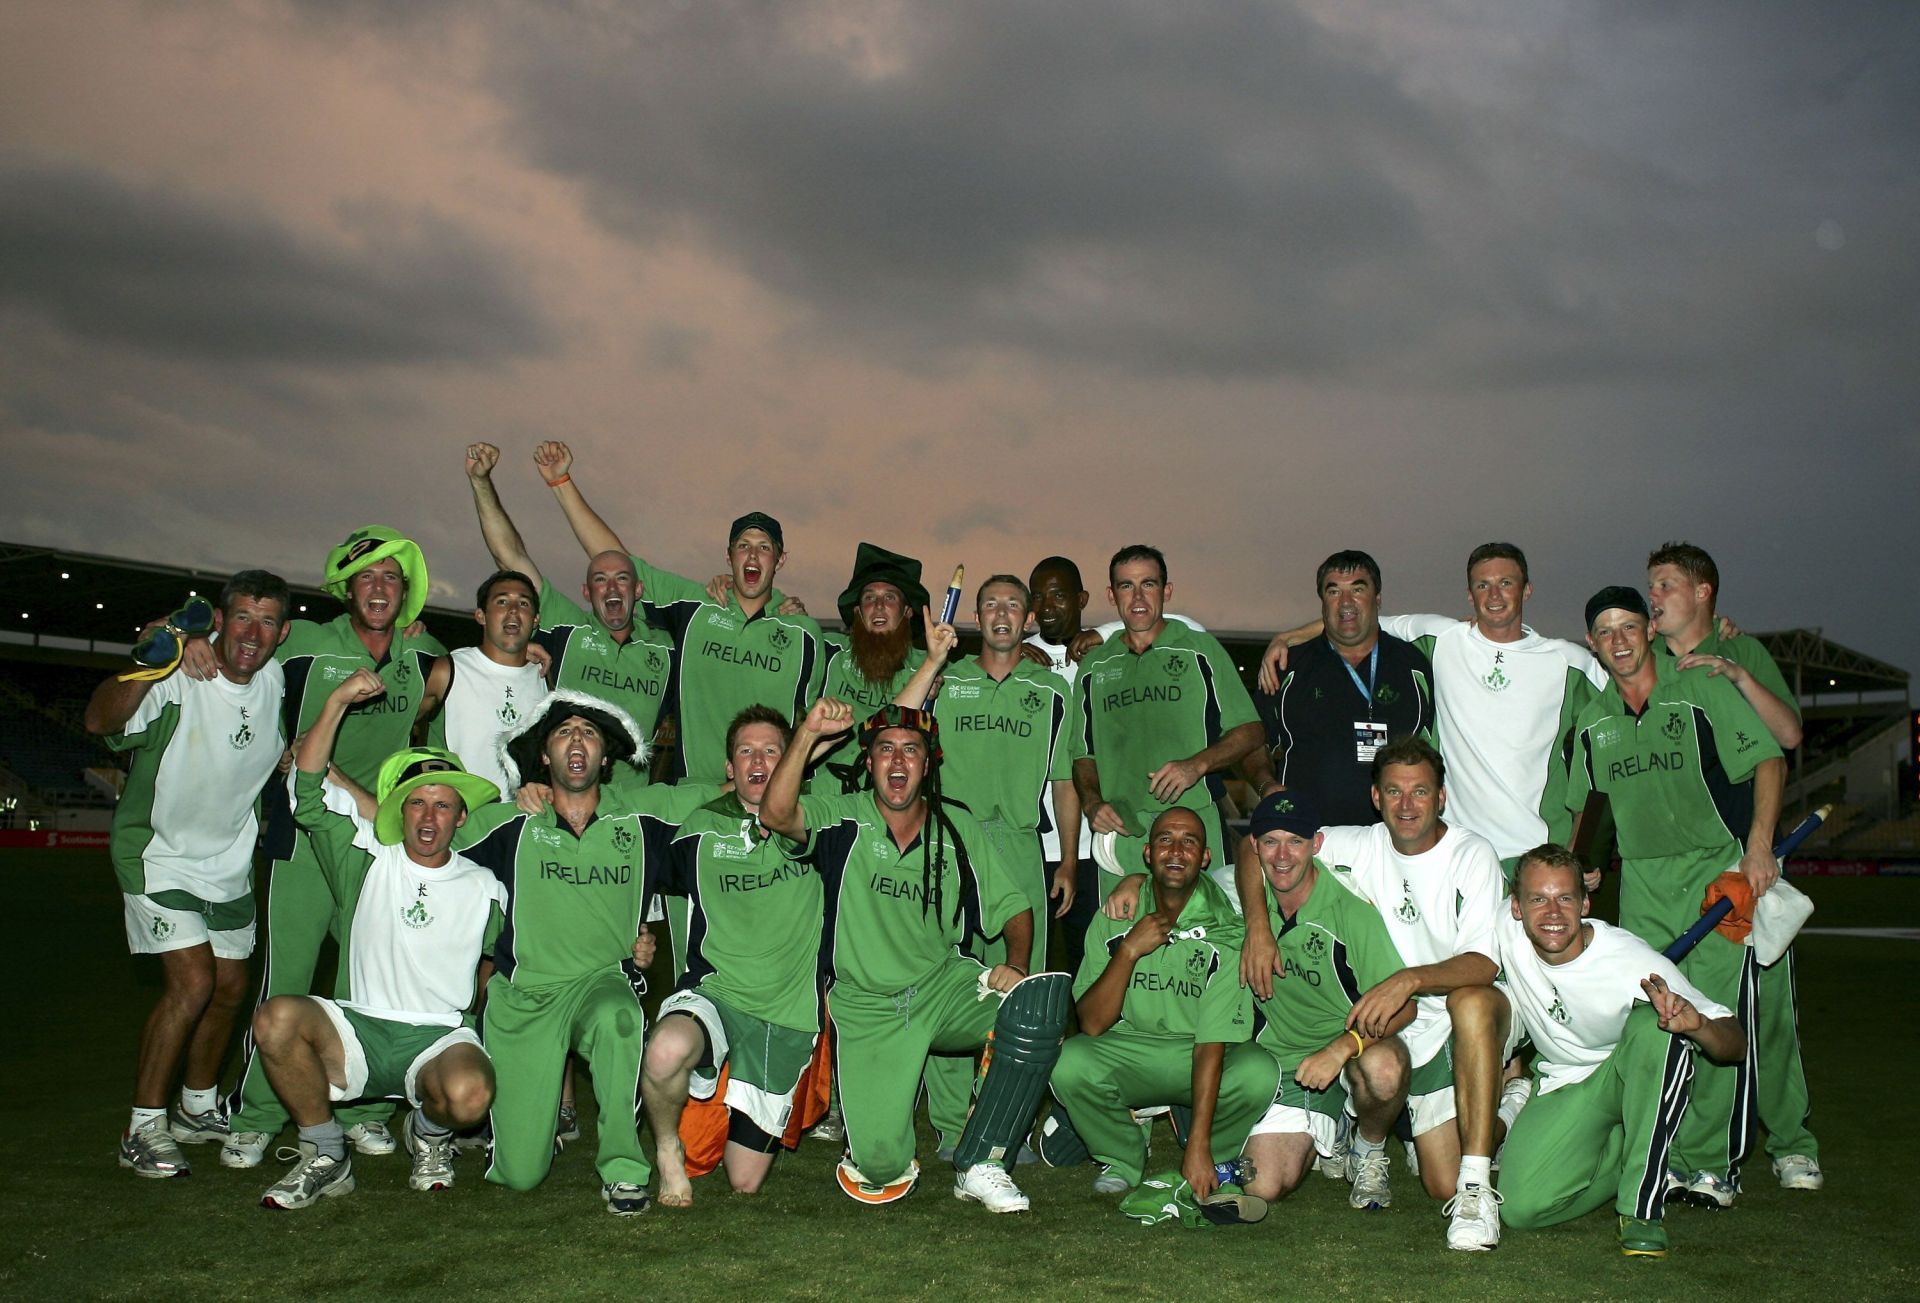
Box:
[1249,1055,1344,1156]
[1406,1041,1458,1137]
[312,999,482,1108]
[657,986,817,1138]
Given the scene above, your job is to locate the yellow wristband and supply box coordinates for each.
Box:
[1348,1030,1366,1059]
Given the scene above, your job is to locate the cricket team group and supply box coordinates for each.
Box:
[86,440,1820,1257]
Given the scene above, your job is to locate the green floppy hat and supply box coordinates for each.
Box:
[324,525,431,627]
[373,747,499,846]
[836,542,930,629]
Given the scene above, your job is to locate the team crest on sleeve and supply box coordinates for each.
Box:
[230,707,255,750]
[611,824,636,853]
[1735,730,1758,752]
[1663,711,1684,740]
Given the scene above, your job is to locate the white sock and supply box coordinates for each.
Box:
[1352,1132,1385,1158]
[130,1106,166,1133]
[412,1111,451,1138]
[1498,1078,1532,1130]
[1458,1155,1493,1189]
[181,1086,218,1115]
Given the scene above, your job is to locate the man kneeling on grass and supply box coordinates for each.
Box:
[253,670,506,1209]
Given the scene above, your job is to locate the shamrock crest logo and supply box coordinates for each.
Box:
[1162,656,1186,679]
[498,687,519,726]
[646,648,666,674]
[769,627,792,651]
[1663,712,1684,741]
[612,824,636,853]
[150,916,175,942]
[1303,931,1327,959]
[1375,684,1400,704]
[230,706,254,750]
[402,899,431,929]
[1020,689,1043,715]
[1483,656,1510,692]
[395,659,412,685]
[1397,896,1420,925]
[1547,986,1571,1025]
[1186,948,1209,975]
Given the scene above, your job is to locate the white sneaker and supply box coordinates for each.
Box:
[259,1142,355,1210]
[169,1106,231,1145]
[220,1130,273,1169]
[1318,1113,1353,1181]
[1349,1145,1392,1210]
[120,1116,191,1179]
[1773,1155,1824,1190]
[404,1111,456,1192]
[1681,1169,1739,1209]
[954,1162,1030,1214]
[1444,1182,1503,1251]
[1091,1167,1131,1195]
[344,1120,397,1156]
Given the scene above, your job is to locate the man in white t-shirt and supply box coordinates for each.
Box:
[1496,844,1746,1258]
[1249,737,1512,1243]
[1259,542,1602,875]
[250,668,509,1209]
[84,571,291,1180]
[426,569,550,794]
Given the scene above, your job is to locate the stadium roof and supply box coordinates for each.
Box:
[1756,627,1909,700]
[0,540,474,653]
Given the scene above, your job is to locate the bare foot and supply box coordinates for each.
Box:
[655,1136,694,1208]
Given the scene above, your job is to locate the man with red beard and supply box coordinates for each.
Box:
[85,571,291,1178]
[821,543,930,717]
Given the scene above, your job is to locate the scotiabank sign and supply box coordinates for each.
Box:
[0,830,111,849]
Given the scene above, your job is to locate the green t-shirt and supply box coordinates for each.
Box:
[1253,865,1407,1067]
[1656,628,1802,722]
[1075,874,1252,1044]
[533,577,675,771]
[821,632,928,717]
[932,659,1073,832]
[1567,657,1781,936]
[455,782,715,987]
[1072,622,1258,830]
[631,557,827,784]
[268,615,446,858]
[797,792,1026,994]
[662,794,823,1033]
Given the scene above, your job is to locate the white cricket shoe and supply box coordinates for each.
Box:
[220,1130,272,1169]
[344,1120,397,1155]
[1091,1167,1131,1195]
[120,1116,191,1179]
[1681,1169,1739,1209]
[954,1162,1030,1214]
[404,1111,456,1192]
[1318,1112,1353,1180]
[259,1143,355,1210]
[1349,1145,1392,1211]
[1773,1155,1824,1190]
[1444,1182,1503,1251]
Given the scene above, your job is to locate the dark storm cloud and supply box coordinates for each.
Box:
[0,152,551,365]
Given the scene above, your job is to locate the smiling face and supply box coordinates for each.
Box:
[1142,808,1211,895]
[582,552,638,633]
[725,721,788,813]
[729,529,782,601]
[1587,607,1653,686]
[1467,557,1531,638]
[542,715,609,794]
[1514,858,1591,963]
[476,578,537,657]
[1371,759,1444,856]
[1320,567,1380,650]
[401,784,467,867]
[215,594,288,682]
[1256,826,1324,899]
[346,559,406,635]
[976,580,1029,655]
[1107,557,1168,635]
[865,726,929,812]
[1028,565,1086,645]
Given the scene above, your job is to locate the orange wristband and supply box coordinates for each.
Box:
[545,473,571,488]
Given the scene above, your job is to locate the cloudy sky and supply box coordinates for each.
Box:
[4,1,1915,675]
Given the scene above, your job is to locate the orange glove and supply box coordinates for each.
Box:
[1702,870,1756,944]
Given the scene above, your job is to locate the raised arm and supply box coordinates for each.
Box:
[535,441,628,559]
[760,697,855,840]
[82,616,172,735]
[296,669,387,776]
[892,621,957,708]
[466,443,543,588]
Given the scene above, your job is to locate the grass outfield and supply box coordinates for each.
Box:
[4,852,1916,1301]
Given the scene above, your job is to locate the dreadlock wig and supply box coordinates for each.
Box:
[858,706,977,932]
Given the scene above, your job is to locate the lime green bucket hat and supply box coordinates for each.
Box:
[373,747,499,845]
[324,525,430,627]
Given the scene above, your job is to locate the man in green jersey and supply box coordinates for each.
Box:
[252,669,504,1209]
[760,699,1069,1214]
[538,440,826,785]
[455,691,714,1215]
[1051,809,1274,1198]
[898,577,1078,1157]
[1238,794,1415,1208]
[642,705,824,1205]
[465,443,673,785]
[820,542,930,718]
[84,571,291,1178]
[1072,545,1262,902]
[1569,586,1783,1210]
[1647,541,1819,1191]
[224,526,446,1168]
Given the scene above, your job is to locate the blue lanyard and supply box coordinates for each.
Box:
[1335,640,1379,716]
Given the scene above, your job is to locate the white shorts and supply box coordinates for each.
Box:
[1248,1101,1340,1156]
[311,998,482,1108]
[123,893,255,960]
[1403,990,1531,1137]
